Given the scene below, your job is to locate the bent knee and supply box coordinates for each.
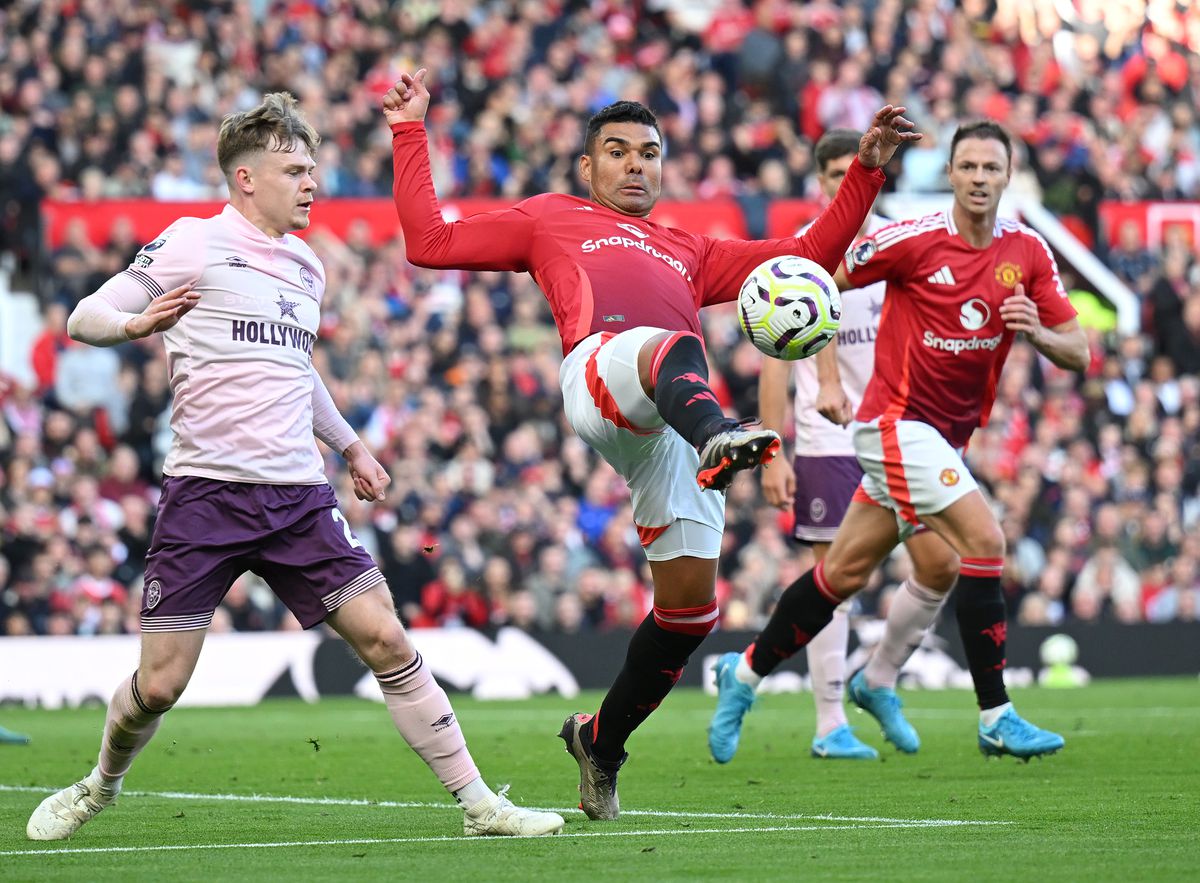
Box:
[358,621,415,672]
[135,674,186,711]
[913,551,961,592]
[968,529,1006,561]
[820,557,873,597]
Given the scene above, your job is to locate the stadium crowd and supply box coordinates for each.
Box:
[1,0,1199,639]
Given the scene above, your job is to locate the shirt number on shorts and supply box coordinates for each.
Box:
[331,507,363,549]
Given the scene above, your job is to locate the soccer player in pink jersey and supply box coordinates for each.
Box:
[709,130,960,763]
[384,69,920,818]
[27,93,563,841]
[709,121,1089,761]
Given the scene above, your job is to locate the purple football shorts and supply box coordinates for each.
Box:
[141,476,381,631]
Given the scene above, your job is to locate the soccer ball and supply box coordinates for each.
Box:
[737,255,842,360]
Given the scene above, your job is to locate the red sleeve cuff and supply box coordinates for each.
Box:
[389,121,426,136]
[847,155,887,183]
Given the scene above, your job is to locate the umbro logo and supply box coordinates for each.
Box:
[431,713,456,732]
[573,205,595,211]
[927,266,956,285]
[226,255,249,269]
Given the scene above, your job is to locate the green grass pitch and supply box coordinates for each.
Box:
[1,678,1198,881]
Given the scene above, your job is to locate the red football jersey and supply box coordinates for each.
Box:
[845,211,1077,447]
[391,122,884,355]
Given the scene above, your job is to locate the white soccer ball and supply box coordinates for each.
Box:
[737,255,842,360]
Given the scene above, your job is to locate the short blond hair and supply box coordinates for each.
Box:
[217,92,320,179]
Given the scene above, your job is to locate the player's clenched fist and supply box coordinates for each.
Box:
[999,283,1043,337]
[382,68,430,125]
[124,283,200,340]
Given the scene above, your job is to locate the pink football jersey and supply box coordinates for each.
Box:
[100,205,330,484]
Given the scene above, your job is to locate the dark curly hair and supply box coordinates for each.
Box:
[583,101,662,155]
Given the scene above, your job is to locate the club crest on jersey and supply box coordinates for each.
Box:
[939,468,960,487]
[616,222,649,239]
[846,239,876,270]
[994,262,1023,289]
[299,266,316,293]
[145,579,162,609]
[958,298,991,331]
[276,293,300,321]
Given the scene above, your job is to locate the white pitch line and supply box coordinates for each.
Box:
[0,785,1009,827]
[423,705,1200,722]
[0,821,1004,858]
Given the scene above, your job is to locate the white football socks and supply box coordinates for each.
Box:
[452,777,493,809]
[97,673,166,790]
[864,577,946,690]
[734,652,762,688]
[806,607,850,737]
[980,702,1013,728]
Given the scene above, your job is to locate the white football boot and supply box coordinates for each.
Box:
[27,768,118,840]
[462,785,564,837]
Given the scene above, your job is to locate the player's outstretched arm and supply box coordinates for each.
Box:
[386,68,533,272]
[698,155,888,302]
[999,284,1090,371]
[68,283,199,346]
[857,105,922,170]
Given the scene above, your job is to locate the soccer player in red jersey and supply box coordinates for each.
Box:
[384,68,920,817]
[709,130,960,764]
[711,121,1089,761]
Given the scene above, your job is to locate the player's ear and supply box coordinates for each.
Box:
[578,153,592,184]
[234,165,254,195]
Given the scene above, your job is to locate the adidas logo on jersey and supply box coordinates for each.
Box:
[927,266,957,285]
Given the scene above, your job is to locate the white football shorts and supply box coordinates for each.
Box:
[559,328,725,560]
[851,416,978,540]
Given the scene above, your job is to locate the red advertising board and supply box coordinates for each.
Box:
[42,196,753,249]
[49,196,1195,254]
[1098,201,1200,250]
